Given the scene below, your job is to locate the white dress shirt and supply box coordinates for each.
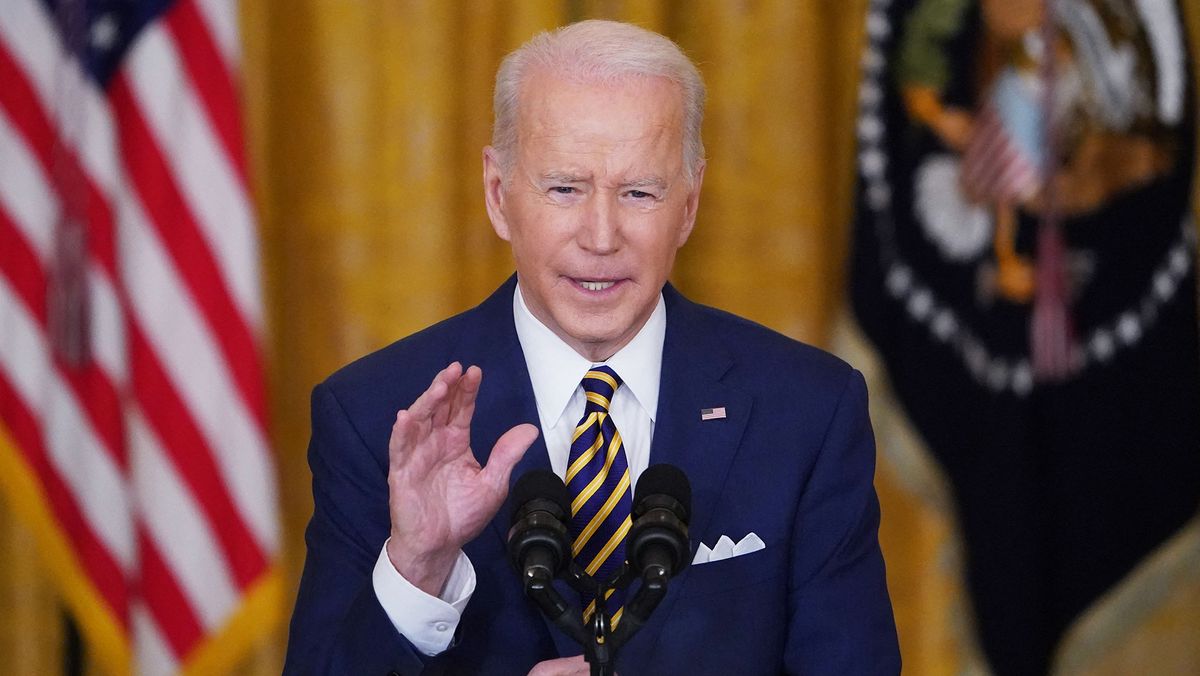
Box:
[372,283,665,655]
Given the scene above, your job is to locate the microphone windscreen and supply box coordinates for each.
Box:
[634,463,691,521]
[511,469,570,522]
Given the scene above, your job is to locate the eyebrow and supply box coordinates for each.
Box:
[536,172,669,189]
[539,171,590,183]
[621,176,667,189]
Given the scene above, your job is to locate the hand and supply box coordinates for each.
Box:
[528,655,591,676]
[386,362,539,595]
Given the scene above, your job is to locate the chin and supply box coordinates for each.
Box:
[561,321,626,355]
[567,325,621,347]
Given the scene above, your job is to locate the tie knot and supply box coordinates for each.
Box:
[582,365,622,412]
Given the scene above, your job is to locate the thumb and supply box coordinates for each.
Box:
[483,423,539,491]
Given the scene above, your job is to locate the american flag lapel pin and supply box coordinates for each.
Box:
[700,406,727,421]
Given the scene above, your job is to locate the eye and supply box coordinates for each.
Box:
[550,186,576,195]
[628,190,655,200]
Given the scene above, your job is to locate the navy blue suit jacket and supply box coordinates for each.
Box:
[284,278,900,674]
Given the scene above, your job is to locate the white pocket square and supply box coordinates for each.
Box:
[692,532,766,565]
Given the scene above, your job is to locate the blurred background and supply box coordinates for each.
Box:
[1,0,1198,674]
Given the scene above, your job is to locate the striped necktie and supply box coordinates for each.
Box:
[566,365,632,626]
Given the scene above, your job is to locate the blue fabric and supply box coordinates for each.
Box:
[283,276,900,675]
[38,0,175,85]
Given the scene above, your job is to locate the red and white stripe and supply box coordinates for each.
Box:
[0,0,277,673]
[960,103,1041,206]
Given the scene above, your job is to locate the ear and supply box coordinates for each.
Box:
[483,146,511,242]
[676,160,706,247]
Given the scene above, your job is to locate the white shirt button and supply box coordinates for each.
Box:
[435,622,449,633]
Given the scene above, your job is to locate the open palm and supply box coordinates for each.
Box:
[385,362,538,595]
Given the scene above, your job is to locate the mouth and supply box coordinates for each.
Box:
[571,278,623,293]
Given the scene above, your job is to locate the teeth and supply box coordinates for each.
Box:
[579,280,615,291]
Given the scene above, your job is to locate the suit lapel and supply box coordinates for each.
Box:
[650,285,752,546]
[456,277,553,543]
[473,341,552,545]
[620,285,752,664]
[456,278,582,651]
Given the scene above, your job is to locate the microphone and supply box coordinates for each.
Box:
[627,463,692,579]
[507,469,571,583]
[507,465,694,663]
[608,463,691,649]
[507,470,590,648]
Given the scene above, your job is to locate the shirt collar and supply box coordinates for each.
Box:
[513,282,665,429]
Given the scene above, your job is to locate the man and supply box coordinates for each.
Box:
[285,20,899,675]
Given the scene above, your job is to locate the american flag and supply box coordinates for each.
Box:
[0,1,279,673]
[960,67,1045,206]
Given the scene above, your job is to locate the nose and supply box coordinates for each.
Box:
[577,192,620,254]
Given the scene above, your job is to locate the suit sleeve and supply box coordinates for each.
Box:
[784,369,901,674]
[283,382,428,675]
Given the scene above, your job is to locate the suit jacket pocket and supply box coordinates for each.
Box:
[678,545,787,598]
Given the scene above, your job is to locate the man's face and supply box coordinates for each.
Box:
[483,70,704,362]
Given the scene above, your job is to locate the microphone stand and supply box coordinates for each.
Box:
[584,588,614,676]
[522,562,675,676]
[520,567,590,648]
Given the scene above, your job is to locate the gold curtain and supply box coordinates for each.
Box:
[2,1,1197,673]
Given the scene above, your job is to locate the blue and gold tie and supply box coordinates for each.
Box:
[566,365,632,626]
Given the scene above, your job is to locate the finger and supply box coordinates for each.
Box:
[389,363,462,473]
[432,362,468,428]
[409,362,461,422]
[388,409,417,474]
[482,423,539,492]
[389,408,433,475]
[447,365,482,430]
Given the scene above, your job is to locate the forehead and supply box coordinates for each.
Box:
[514,70,685,169]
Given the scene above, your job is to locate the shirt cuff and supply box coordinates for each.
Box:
[372,538,476,656]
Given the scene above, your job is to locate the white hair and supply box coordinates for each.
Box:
[492,19,707,184]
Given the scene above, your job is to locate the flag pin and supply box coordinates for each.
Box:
[700,407,726,421]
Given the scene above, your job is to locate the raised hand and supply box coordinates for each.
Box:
[385,362,539,595]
